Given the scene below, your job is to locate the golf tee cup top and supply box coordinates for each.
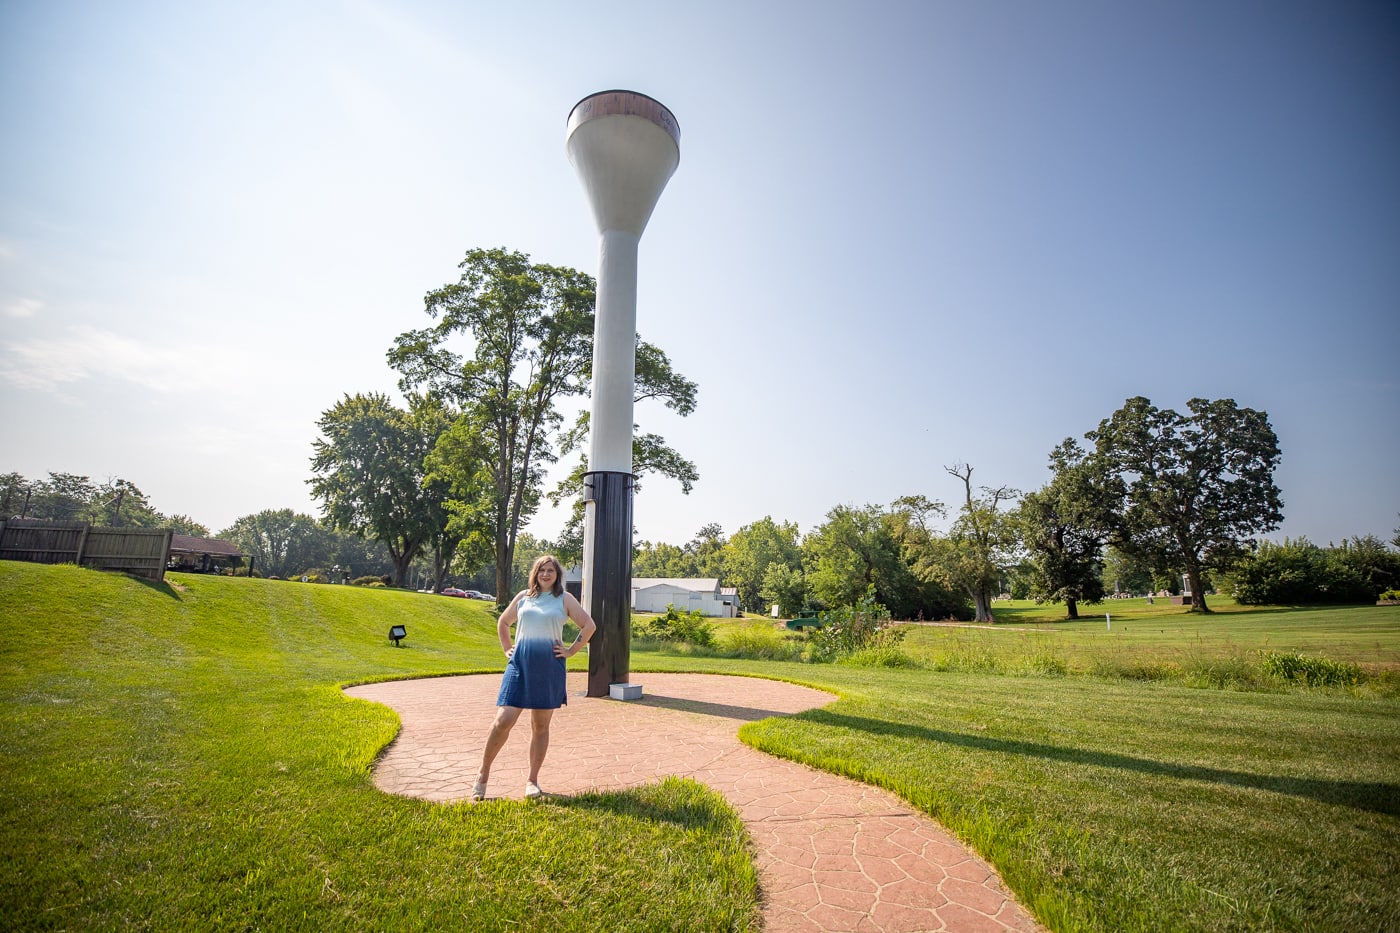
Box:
[566,90,679,474]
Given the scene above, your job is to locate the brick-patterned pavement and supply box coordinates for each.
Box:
[345,672,1043,933]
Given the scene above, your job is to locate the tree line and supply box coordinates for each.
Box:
[628,398,1398,619]
[12,246,1397,613]
[1,472,208,535]
[0,473,399,583]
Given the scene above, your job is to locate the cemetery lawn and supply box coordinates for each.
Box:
[898,598,1400,677]
[4,561,1398,931]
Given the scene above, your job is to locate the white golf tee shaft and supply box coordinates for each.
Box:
[589,229,640,473]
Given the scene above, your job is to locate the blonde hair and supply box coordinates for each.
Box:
[527,555,565,597]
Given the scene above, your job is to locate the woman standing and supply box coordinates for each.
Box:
[473,555,595,800]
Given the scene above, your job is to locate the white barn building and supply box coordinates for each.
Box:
[631,578,740,618]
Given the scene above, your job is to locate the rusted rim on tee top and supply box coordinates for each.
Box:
[566,90,680,147]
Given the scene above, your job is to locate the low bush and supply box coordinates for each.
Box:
[717,625,807,662]
[927,646,1003,674]
[1228,536,1400,604]
[809,589,906,662]
[1181,653,1258,690]
[841,645,922,668]
[1260,650,1363,687]
[1019,650,1069,677]
[633,605,716,647]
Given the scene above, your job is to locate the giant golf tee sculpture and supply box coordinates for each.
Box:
[566,90,680,698]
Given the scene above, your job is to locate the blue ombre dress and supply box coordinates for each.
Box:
[496,590,568,709]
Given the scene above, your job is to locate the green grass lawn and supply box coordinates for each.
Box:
[1,564,758,932]
[4,562,1399,931]
[896,599,1400,680]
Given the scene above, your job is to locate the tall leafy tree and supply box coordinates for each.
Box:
[632,540,700,578]
[28,472,98,522]
[1017,440,1113,619]
[165,515,211,537]
[308,392,450,586]
[1,472,25,517]
[804,504,897,610]
[95,478,165,527]
[1101,545,1155,597]
[760,562,808,617]
[723,516,803,612]
[1087,396,1283,613]
[804,503,960,619]
[886,494,970,621]
[388,247,697,606]
[689,523,728,579]
[925,466,1018,623]
[424,408,495,593]
[1329,535,1400,599]
[221,509,326,579]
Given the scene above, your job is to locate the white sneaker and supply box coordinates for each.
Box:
[524,781,543,799]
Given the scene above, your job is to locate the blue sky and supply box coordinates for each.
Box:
[3,0,1397,548]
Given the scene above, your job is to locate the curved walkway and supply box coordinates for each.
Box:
[345,672,1043,933]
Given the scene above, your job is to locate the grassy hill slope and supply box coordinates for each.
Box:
[1,563,757,932]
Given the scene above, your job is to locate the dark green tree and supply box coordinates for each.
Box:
[918,466,1018,623]
[1327,535,1400,600]
[29,472,97,522]
[0,472,25,517]
[886,493,971,621]
[164,515,211,537]
[806,502,962,620]
[309,393,450,586]
[690,523,728,580]
[760,562,807,617]
[804,504,901,610]
[632,540,700,578]
[723,516,803,612]
[1087,396,1283,613]
[221,509,327,579]
[1101,545,1155,597]
[389,247,697,606]
[1017,440,1113,619]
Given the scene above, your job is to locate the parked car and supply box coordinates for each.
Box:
[440,587,469,598]
[472,591,495,601]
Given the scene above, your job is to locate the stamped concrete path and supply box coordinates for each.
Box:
[345,672,1043,933]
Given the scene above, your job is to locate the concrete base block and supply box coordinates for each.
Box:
[609,683,643,701]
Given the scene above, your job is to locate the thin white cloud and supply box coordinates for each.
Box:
[0,324,224,395]
[3,297,42,319]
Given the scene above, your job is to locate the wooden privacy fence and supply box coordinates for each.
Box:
[0,520,173,582]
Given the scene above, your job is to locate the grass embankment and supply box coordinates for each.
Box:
[1,563,757,932]
[4,562,1399,931]
[699,598,1400,691]
[900,598,1400,688]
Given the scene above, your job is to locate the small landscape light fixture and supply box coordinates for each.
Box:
[388,624,407,647]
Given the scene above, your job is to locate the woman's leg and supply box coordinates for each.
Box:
[477,705,523,783]
[526,708,555,785]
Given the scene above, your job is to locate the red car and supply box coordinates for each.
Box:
[439,587,469,598]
